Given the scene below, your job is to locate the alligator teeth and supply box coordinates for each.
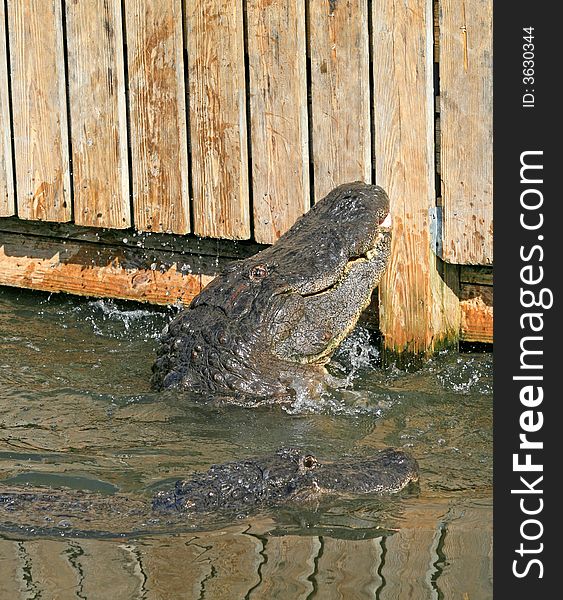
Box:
[380,212,392,229]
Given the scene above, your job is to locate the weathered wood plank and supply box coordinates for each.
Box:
[125,0,190,234]
[0,215,265,259]
[0,1,14,217]
[460,283,493,343]
[65,0,130,229]
[439,0,493,264]
[185,0,250,240]
[308,0,371,201]
[247,0,309,243]
[7,0,71,222]
[373,0,460,358]
[460,264,493,285]
[0,232,209,305]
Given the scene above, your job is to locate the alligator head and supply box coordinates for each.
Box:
[151,182,392,402]
[152,448,418,514]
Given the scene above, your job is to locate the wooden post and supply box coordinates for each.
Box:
[372,0,460,364]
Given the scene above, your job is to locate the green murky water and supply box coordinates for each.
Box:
[0,287,492,599]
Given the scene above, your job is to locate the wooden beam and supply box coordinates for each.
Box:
[308,0,371,200]
[65,0,131,229]
[460,283,493,343]
[185,0,250,240]
[0,224,493,342]
[247,0,309,244]
[125,0,190,234]
[372,0,460,361]
[0,232,216,306]
[460,265,493,285]
[7,0,71,222]
[0,0,14,217]
[0,216,265,259]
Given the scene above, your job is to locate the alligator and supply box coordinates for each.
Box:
[0,183,419,535]
[151,182,392,404]
[0,448,418,533]
[152,447,419,513]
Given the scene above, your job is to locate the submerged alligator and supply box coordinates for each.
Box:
[0,448,418,532]
[151,182,392,404]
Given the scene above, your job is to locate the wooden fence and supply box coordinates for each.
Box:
[0,0,493,350]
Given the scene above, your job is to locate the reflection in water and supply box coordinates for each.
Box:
[0,288,492,598]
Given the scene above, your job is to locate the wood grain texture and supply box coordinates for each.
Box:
[373,0,460,355]
[65,0,130,228]
[0,232,207,305]
[7,0,71,222]
[247,0,309,244]
[185,0,250,240]
[125,0,190,234]
[247,0,310,244]
[0,1,14,216]
[308,0,371,201]
[460,283,493,343]
[439,0,493,264]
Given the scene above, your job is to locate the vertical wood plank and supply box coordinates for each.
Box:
[308,0,371,201]
[439,0,493,264]
[8,0,71,222]
[0,0,14,216]
[65,0,130,229]
[185,0,250,240]
[372,0,459,357]
[125,0,190,234]
[247,0,309,244]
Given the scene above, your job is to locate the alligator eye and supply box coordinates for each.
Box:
[249,264,269,281]
[303,455,318,469]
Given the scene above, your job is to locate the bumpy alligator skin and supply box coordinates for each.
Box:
[152,182,392,403]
